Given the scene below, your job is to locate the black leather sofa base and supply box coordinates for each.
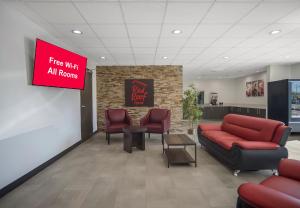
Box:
[197,128,288,173]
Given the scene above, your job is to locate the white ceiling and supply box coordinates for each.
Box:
[5,0,300,81]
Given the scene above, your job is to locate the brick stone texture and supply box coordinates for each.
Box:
[96,65,183,132]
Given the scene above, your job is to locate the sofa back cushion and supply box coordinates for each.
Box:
[108,109,126,123]
[221,114,283,142]
[150,109,168,123]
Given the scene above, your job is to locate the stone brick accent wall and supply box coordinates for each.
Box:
[96,65,183,131]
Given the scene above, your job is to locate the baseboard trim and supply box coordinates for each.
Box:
[0,140,82,198]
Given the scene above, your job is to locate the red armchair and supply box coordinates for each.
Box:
[237,159,300,208]
[104,109,132,144]
[140,108,171,143]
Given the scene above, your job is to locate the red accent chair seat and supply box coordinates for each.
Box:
[104,109,132,144]
[140,108,171,143]
[198,114,291,175]
[237,159,300,208]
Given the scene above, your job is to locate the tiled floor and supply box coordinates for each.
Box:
[0,125,299,208]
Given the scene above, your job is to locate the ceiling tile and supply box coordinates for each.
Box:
[75,2,123,24]
[279,8,300,23]
[133,48,156,54]
[211,38,245,47]
[164,2,212,24]
[63,37,104,47]
[161,24,197,38]
[121,2,165,24]
[184,38,216,47]
[135,54,154,65]
[240,2,300,23]
[127,24,161,38]
[236,38,271,47]
[91,24,128,38]
[252,23,300,38]
[113,54,135,65]
[102,38,130,47]
[179,47,206,54]
[156,47,180,55]
[158,37,187,48]
[130,38,158,47]
[223,24,268,38]
[25,2,85,24]
[203,2,257,24]
[192,24,231,38]
[109,47,132,54]
[53,24,96,37]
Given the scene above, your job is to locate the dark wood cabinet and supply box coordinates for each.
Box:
[202,105,266,120]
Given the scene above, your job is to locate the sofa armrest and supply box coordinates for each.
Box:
[233,141,279,150]
[278,159,300,181]
[238,183,300,208]
[198,124,221,131]
[162,110,171,132]
[272,125,292,146]
[140,111,150,126]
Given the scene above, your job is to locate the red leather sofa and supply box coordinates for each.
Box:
[198,114,291,175]
[104,109,132,144]
[237,159,300,208]
[140,108,171,143]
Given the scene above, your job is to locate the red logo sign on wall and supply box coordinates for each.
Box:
[32,39,87,90]
[125,79,154,107]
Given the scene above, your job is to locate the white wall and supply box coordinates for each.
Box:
[267,64,292,82]
[190,72,267,106]
[291,64,300,79]
[0,3,83,189]
[234,72,267,105]
[191,79,236,104]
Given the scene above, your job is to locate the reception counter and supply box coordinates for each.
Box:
[201,104,266,120]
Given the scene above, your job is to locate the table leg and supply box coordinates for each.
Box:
[167,145,169,168]
[195,144,197,167]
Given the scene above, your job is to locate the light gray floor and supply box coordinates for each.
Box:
[0,130,299,208]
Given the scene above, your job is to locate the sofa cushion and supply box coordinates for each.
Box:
[107,123,129,133]
[108,109,126,123]
[261,176,300,199]
[199,124,222,131]
[144,123,163,132]
[202,130,243,150]
[221,114,283,142]
[150,109,168,123]
[233,141,279,150]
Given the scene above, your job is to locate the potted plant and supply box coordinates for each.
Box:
[183,85,203,135]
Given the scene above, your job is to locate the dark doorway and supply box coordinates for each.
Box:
[81,69,93,141]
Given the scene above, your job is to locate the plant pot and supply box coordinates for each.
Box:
[187,128,194,135]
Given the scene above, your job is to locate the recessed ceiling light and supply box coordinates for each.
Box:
[223,56,229,59]
[100,56,106,60]
[269,30,281,35]
[285,55,290,59]
[72,29,82,35]
[162,56,168,59]
[172,29,182,35]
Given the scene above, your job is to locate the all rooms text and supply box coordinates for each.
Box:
[47,57,79,79]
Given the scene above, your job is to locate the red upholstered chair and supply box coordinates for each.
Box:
[237,159,300,208]
[104,109,132,144]
[140,108,171,143]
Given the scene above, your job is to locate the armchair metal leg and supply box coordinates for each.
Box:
[167,130,170,134]
[107,133,110,145]
[161,134,164,144]
[148,133,150,138]
[233,170,240,176]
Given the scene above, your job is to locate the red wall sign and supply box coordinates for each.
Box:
[125,79,154,107]
[32,39,87,90]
